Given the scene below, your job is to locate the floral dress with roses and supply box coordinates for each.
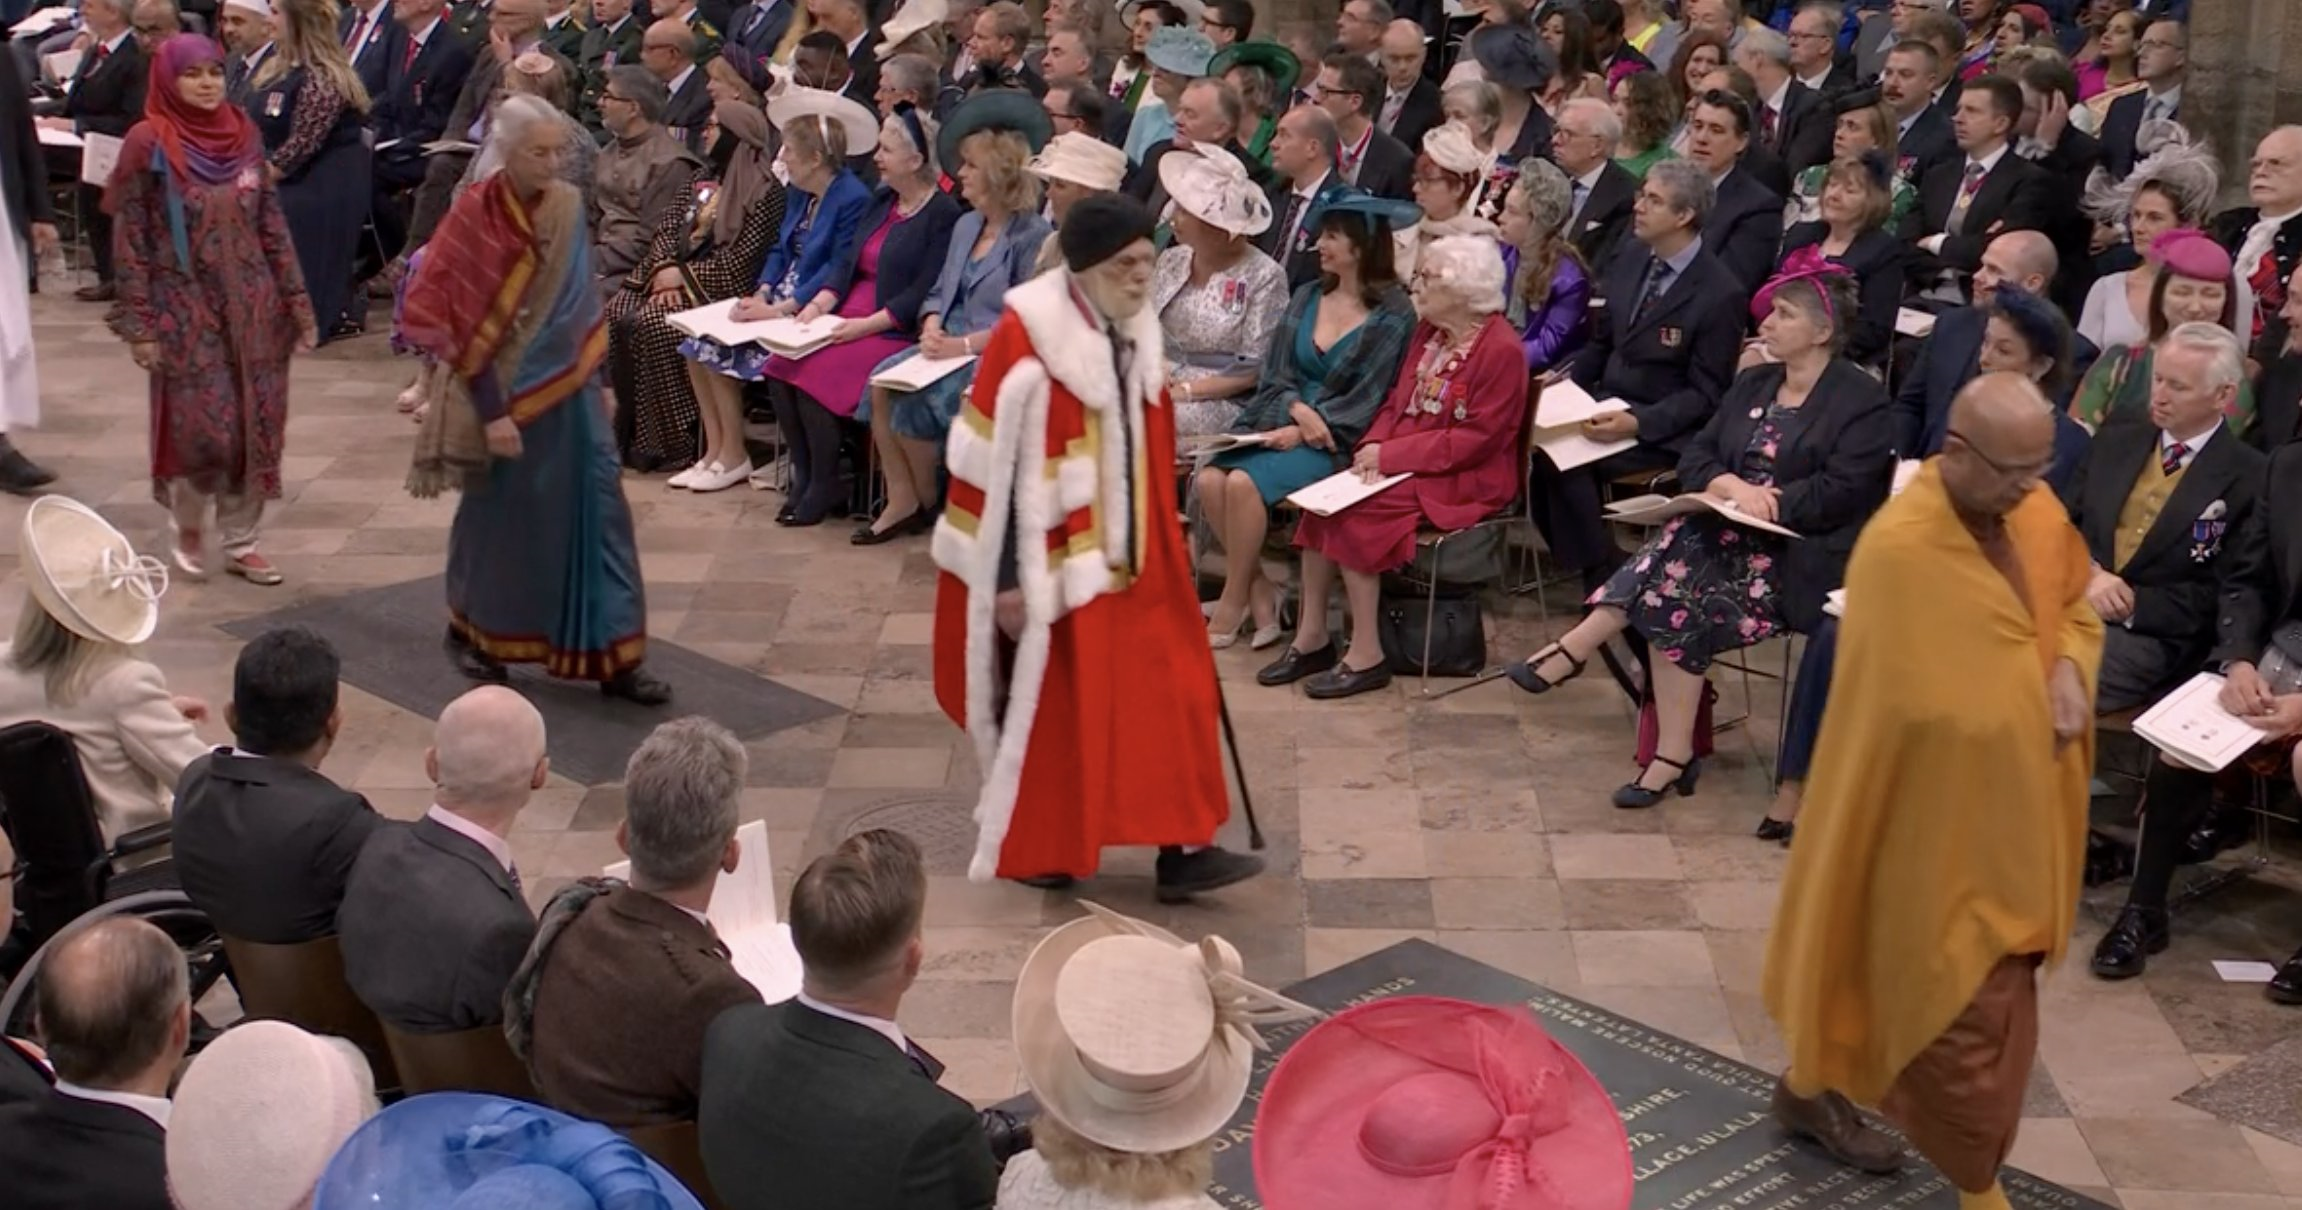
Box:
[1588,402,1797,675]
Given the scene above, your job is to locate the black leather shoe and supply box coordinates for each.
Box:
[851,509,931,545]
[1614,756,1700,809]
[1303,659,1393,700]
[2090,905,2168,980]
[2268,950,2302,1005]
[1755,817,1794,844]
[0,443,56,495]
[601,666,673,705]
[775,502,798,524]
[1771,1079,1905,1174]
[1009,874,1076,890]
[1154,846,1265,903]
[445,628,510,684]
[1256,642,1338,686]
[2181,806,2252,865]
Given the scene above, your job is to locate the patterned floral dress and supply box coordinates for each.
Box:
[1152,243,1288,438]
[1589,403,1797,675]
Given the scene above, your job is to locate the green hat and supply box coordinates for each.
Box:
[937,88,1054,180]
[1207,39,1301,100]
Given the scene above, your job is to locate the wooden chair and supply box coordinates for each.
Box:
[622,1119,723,1209]
[219,934,399,1091]
[380,1021,537,1099]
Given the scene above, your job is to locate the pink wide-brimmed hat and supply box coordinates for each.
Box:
[1252,996,1632,1210]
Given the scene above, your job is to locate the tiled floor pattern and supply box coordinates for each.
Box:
[22,290,2302,1207]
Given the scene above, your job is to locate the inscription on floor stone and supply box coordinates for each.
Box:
[1003,940,2109,1210]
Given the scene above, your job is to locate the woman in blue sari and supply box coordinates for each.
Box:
[399,95,671,706]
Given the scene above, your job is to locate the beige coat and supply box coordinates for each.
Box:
[592,125,704,281]
[0,646,207,844]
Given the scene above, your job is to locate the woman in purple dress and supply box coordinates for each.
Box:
[761,106,960,526]
[1493,157,1590,374]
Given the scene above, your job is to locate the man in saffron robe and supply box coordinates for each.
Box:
[1763,374,2103,1210]
[931,193,1264,900]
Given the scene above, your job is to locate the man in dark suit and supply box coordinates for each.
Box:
[2097,18,2184,183]
[2249,261,2302,449]
[512,719,761,1126]
[405,0,554,249]
[43,0,144,301]
[2011,55,2101,312]
[173,628,383,946]
[337,685,545,1033]
[1681,89,1783,295]
[340,0,401,106]
[1125,78,1266,218]
[646,20,711,148]
[1254,105,1342,291]
[701,830,1000,1210]
[1552,95,1637,272]
[0,48,59,494]
[1903,75,2053,302]
[576,0,644,132]
[1318,52,1412,201]
[2216,126,2302,371]
[0,917,187,1210]
[1534,159,1748,588]
[541,0,586,61]
[1374,18,1440,151]
[803,0,878,108]
[368,0,475,267]
[2061,324,2266,713]
[2092,328,2302,1001]
[718,0,790,66]
[1787,3,1854,97]
[1736,26,1833,177]
[218,0,275,107]
[1881,42,1953,185]
[654,0,720,60]
[959,0,1041,96]
[1893,230,2062,457]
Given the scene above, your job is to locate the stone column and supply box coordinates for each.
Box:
[2189,0,2302,204]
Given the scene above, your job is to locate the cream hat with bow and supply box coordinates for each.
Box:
[1157,142,1274,237]
[1013,901,1321,1154]
[21,496,166,647]
[1028,131,1129,192]
[1420,121,1491,177]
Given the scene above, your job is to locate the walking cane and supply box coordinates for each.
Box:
[1216,686,1266,851]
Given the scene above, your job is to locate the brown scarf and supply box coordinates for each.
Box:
[713,101,777,246]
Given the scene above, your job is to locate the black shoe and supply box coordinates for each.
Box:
[445,627,510,683]
[775,502,799,524]
[1009,874,1076,891]
[0,443,56,495]
[1256,642,1338,687]
[601,666,673,705]
[2181,807,2252,865]
[1153,846,1265,903]
[2268,951,2302,1006]
[2089,905,2168,980]
[851,509,932,545]
[1303,659,1393,700]
[1504,642,1585,695]
[1613,755,1700,809]
[1755,817,1795,843]
[1771,1079,1906,1174]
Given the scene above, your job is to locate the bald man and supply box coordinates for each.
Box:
[1766,374,2101,1210]
[1892,230,2080,459]
[0,917,187,1209]
[1375,19,1439,149]
[337,686,547,1034]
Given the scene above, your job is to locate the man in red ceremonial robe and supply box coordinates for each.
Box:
[930,193,1265,901]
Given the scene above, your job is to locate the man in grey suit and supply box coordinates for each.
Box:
[337,686,546,1033]
[700,830,1000,1210]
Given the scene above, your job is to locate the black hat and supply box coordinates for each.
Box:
[1060,193,1158,271]
[1833,85,1885,115]
[937,89,1054,182]
[1469,23,1557,92]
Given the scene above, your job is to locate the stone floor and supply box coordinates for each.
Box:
[22,288,2302,1208]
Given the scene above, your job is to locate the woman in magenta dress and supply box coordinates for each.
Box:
[1256,235,1531,702]
[762,106,960,526]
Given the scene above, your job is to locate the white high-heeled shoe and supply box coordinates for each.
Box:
[691,459,755,493]
[1248,622,1287,650]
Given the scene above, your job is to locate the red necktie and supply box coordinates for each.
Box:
[345,11,366,51]
[403,35,419,72]
[93,42,110,63]
[1761,104,1777,144]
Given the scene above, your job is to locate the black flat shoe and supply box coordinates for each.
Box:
[445,628,510,684]
[601,666,673,705]
[775,502,798,524]
[1153,846,1265,903]
[0,444,56,496]
[1755,817,1795,843]
[1009,874,1076,891]
[1504,642,1586,695]
[851,510,931,545]
[1303,659,1394,700]
[1613,755,1699,809]
[2089,905,2168,980]
[1256,642,1338,686]
[2269,951,2302,1005]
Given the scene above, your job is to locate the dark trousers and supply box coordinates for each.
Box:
[1777,614,1838,783]
[2124,760,2218,913]
[1526,441,1677,589]
[404,149,470,253]
[2096,626,2190,715]
[78,182,111,283]
[773,383,847,522]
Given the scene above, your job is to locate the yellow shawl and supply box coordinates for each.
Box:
[1762,462,2104,1103]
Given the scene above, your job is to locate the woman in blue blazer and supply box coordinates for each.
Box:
[763,106,963,526]
[675,102,873,493]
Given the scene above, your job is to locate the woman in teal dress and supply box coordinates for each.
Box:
[1192,192,1418,650]
[399,96,670,705]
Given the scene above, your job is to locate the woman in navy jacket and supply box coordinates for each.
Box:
[763,106,962,526]
[675,95,874,493]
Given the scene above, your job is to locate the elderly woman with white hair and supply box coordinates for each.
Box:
[1257,235,1530,701]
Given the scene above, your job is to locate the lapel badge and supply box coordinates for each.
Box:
[1658,325,1683,349]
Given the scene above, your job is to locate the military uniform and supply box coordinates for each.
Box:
[577,12,645,135]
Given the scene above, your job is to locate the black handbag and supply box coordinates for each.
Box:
[1376,593,1488,677]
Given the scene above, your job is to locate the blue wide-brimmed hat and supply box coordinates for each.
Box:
[1305,187,1423,233]
[311,1094,706,1210]
[1144,26,1217,76]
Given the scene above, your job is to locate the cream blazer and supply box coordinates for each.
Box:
[0,645,207,845]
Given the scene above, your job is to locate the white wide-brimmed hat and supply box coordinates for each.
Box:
[877,0,946,59]
[167,1021,378,1210]
[1014,901,1320,1155]
[767,86,881,155]
[1421,121,1490,176]
[1157,143,1273,237]
[1028,130,1128,192]
[21,496,167,647]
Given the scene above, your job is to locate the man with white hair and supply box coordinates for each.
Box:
[1787,3,1851,97]
[509,717,762,1125]
[1734,25,1831,177]
[336,685,547,1033]
[1551,96,1636,269]
[2220,126,2302,367]
[2093,322,2299,1002]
